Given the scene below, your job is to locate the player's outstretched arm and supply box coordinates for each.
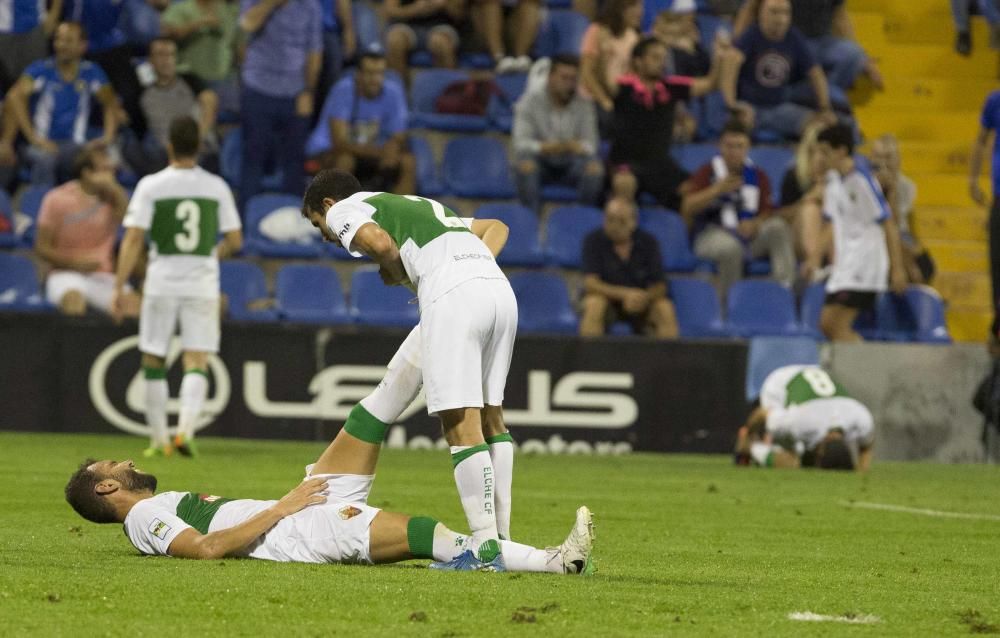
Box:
[166,479,328,559]
[857,445,873,473]
[469,219,509,257]
[351,223,408,285]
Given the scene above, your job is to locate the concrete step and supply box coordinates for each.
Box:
[924,238,987,272]
[851,77,997,111]
[880,10,992,46]
[911,205,988,242]
[857,111,980,143]
[910,174,993,205]
[874,42,998,79]
[945,307,992,342]
[934,270,992,307]
[892,142,974,176]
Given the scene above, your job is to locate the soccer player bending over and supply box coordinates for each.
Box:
[734,365,874,471]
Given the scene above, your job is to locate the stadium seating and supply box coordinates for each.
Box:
[905,285,952,343]
[749,146,794,202]
[473,202,544,267]
[542,205,603,268]
[668,277,727,338]
[489,72,529,133]
[219,261,279,322]
[219,127,282,191]
[638,208,699,273]
[352,1,381,53]
[442,137,516,198]
[410,135,445,197]
[349,267,420,328]
[798,282,826,338]
[0,188,15,248]
[533,10,590,58]
[509,271,578,334]
[744,335,820,401]
[0,253,49,311]
[15,184,48,246]
[244,193,324,259]
[726,280,801,337]
[410,69,490,132]
[275,264,350,324]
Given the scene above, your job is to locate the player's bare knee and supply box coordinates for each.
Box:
[182,351,210,371]
[480,405,506,437]
[142,353,166,370]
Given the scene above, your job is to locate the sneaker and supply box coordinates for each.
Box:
[142,445,172,458]
[428,549,505,572]
[513,55,532,72]
[956,30,971,56]
[559,506,596,575]
[172,435,199,458]
[496,56,519,74]
[476,538,501,563]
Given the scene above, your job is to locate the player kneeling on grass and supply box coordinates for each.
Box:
[64,428,595,574]
[734,364,874,471]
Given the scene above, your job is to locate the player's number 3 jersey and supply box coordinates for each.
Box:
[326,192,506,303]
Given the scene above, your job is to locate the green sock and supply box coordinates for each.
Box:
[406,516,439,559]
[143,366,166,380]
[343,404,389,444]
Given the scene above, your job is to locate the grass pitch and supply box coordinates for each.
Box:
[2,431,1000,637]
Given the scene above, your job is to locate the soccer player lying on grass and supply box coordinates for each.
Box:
[63,430,595,573]
[733,365,874,471]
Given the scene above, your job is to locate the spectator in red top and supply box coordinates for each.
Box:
[34,143,140,317]
[680,119,796,294]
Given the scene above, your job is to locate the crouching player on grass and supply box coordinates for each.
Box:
[734,364,874,471]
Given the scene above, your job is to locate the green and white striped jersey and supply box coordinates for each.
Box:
[759,365,849,410]
[325,192,506,303]
[124,166,241,298]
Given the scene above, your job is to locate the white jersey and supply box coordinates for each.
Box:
[325,192,506,305]
[822,167,890,294]
[124,166,242,299]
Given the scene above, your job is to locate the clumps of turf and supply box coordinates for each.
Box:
[959,609,1000,634]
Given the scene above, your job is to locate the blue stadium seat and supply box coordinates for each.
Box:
[0,253,50,311]
[799,282,825,337]
[352,1,382,53]
[349,267,420,328]
[744,336,820,401]
[509,271,578,334]
[473,203,544,267]
[639,208,699,272]
[219,261,279,322]
[669,277,727,338]
[540,184,580,202]
[409,69,490,132]
[869,293,909,341]
[749,146,794,202]
[219,128,282,191]
[726,280,801,337]
[671,143,716,174]
[410,135,445,197]
[244,193,324,259]
[275,264,350,324]
[542,205,603,268]
[16,184,48,246]
[0,188,15,248]
[905,285,951,343]
[442,137,516,198]
[534,10,590,58]
[489,72,528,133]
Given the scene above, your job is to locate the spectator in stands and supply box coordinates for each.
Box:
[3,22,119,186]
[952,0,1000,55]
[579,197,679,338]
[62,0,144,136]
[160,0,241,86]
[971,89,1000,333]
[0,63,15,190]
[0,0,61,82]
[608,36,719,210]
[723,0,837,141]
[775,123,827,279]
[34,143,140,317]
[816,123,906,342]
[239,0,322,205]
[316,0,356,117]
[470,0,541,73]
[640,0,694,33]
[512,55,603,214]
[580,0,642,123]
[787,0,882,91]
[680,119,795,294]
[870,134,935,285]
[125,38,219,177]
[384,0,465,82]
[306,45,415,194]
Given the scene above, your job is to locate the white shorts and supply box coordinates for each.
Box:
[45,271,127,313]
[767,397,875,451]
[293,465,380,564]
[360,326,425,424]
[420,277,517,414]
[139,295,220,357]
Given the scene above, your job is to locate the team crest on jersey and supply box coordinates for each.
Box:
[338,505,362,520]
[200,495,222,502]
[149,518,172,540]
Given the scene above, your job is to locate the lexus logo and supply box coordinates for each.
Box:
[88,336,231,436]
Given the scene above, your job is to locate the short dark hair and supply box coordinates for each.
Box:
[721,118,751,139]
[149,36,176,50]
[632,35,665,60]
[70,142,109,180]
[550,54,580,72]
[818,437,855,471]
[817,123,854,156]
[59,20,88,41]
[169,115,200,158]
[359,42,386,66]
[65,459,117,523]
[302,169,363,217]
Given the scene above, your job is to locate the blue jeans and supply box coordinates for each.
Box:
[806,35,867,90]
[754,102,814,140]
[25,141,81,186]
[239,85,309,206]
[514,152,604,213]
[952,0,1000,29]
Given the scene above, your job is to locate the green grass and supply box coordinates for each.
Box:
[2,431,1000,636]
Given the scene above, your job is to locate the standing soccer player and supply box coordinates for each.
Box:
[112,116,243,458]
[302,170,517,563]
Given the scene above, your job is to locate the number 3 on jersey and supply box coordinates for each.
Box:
[150,197,220,256]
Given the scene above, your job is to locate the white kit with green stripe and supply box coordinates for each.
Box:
[326,192,506,303]
[124,166,242,298]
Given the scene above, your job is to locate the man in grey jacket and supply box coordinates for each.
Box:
[512,55,604,213]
